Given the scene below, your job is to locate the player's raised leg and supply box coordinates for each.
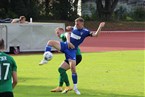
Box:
[39,40,61,65]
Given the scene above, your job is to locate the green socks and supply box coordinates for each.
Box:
[58,67,70,87]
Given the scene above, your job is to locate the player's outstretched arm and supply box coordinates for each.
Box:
[91,22,105,37]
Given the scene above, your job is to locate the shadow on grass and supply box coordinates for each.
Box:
[14,85,143,97]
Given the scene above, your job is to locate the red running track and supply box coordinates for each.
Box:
[80,31,145,52]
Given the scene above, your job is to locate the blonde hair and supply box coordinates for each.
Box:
[75,17,84,22]
[55,27,64,34]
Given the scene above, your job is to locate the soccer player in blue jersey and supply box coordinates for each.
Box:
[50,27,82,93]
[39,17,105,95]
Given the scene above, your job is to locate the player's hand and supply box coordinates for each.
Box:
[99,22,105,28]
[66,26,72,31]
[67,42,75,49]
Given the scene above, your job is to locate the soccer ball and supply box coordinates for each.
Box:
[43,51,53,61]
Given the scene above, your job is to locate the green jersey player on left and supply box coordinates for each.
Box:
[0,39,18,97]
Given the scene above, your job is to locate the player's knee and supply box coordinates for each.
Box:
[58,67,66,74]
[47,40,53,46]
[70,66,76,73]
[58,67,61,73]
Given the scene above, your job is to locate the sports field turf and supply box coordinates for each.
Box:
[12,50,144,97]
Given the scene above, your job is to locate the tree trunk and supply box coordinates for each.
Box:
[73,0,79,15]
[96,0,104,19]
[45,0,50,15]
[96,0,118,21]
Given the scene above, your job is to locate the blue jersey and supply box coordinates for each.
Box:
[70,26,91,49]
[60,26,91,61]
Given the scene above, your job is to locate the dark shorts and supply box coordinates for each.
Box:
[65,55,82,66]
[0,92,14,97]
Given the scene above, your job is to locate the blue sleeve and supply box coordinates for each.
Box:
[87,29,92,37]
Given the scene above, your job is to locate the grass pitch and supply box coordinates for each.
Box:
[12,50,144,97]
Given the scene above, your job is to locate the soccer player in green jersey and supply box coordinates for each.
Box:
[50,27,82,93]
[0,39,18,97]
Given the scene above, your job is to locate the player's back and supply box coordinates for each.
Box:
[0,52,17,93]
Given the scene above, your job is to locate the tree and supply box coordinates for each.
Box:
[72,0,79,16]
[10,0,40,19]
[68,0,79,20]
[49,0,79,20]
[0,0,79,20]
[44,0,51,16]
[50,0,70,20]
[10,0,26,16]
[0,0,12,18]
[96,0,119,21]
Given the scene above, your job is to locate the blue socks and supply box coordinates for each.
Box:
[45,46,52,52]
[72,73,77,84]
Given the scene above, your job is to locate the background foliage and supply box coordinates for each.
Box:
[0,0,144,21]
